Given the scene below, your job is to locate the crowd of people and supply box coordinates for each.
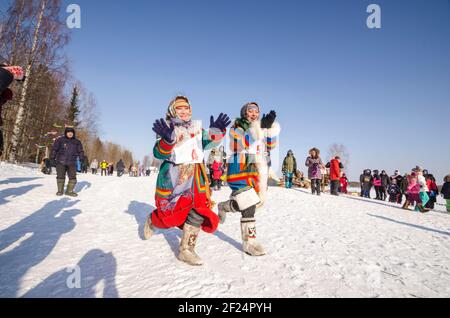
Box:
[359,167,446,213]
[42,156,157,178]
[280,148,449,214]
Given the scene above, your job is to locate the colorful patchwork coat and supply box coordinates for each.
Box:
[151,121,225,233]
[226,119,281,205]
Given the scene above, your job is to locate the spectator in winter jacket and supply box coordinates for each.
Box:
[388,179,402,203]
[90,159,99,174]
[390,170,403,185]
[360,169,373,198]
[305,147,324,195]
[380,170,390,201]
[116,159,125,177]
[50,127,85,197]
[282,150,297,189]
[100,160,108,176]
[340,173,349,194]
[425,174,439,210]
[326,156,344,196]
[373,170,382,200]
[441,174,450,212]
[108,162,114,176]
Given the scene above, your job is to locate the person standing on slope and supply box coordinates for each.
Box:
[50,127,85,197]
[305,148,324,196]
[380,170,390,201]
[282,150,297,189]
[116,159,125,177]
[441,175,450,213]
[217,102,281,256]
[326,156,344,196]
[143,96,231,266]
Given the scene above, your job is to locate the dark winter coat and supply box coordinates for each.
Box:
[388,184,401,196]
[305,156,323,180]
[360,172,373,190]
[400,177,409,193]
[391,174,403,186]
[381,173,390,187]
[441,182,450,200]
[50,128,84,166]
[116,160,125,172]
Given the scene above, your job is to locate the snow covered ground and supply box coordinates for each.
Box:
[1,162,450,298]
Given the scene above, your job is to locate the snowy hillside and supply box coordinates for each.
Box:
[1,163,449,298]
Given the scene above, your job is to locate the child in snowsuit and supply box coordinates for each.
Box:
[441,175,450,212]
[388,179,401,203]
[144,96,231,266]
[282,150,297,189]
[212,159,224,191]
[218,102,280,256]
[400,174,409,203]
[340,173,349,194]
[305,148,324,195]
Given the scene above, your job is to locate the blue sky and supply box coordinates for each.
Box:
[7,0,450,181]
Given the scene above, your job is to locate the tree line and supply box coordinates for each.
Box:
[0,0,135,167]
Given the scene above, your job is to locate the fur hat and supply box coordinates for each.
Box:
[240,102,260,119]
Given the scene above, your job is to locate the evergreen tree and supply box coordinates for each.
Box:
[68,86,80,128]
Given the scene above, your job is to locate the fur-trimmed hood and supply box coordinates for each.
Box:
[309,147,320,156]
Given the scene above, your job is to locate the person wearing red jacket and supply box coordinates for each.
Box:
[326,156,344,196]
[340,173,349,194]
[425,174,439,210]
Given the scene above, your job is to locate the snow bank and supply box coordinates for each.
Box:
[0,164,449,298]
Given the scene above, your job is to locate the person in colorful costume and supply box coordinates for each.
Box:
[143,96,231,266]
[217,102,280,256]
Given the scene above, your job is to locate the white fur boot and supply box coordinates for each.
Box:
[178,224,203,266]
[241,218,266,256]
[143,214,155,240]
